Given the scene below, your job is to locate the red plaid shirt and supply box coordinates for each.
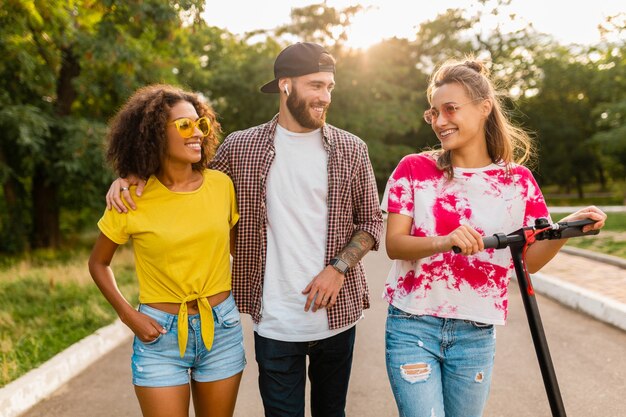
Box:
[209,115,383,329]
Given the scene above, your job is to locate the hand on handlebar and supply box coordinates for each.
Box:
[446,225,484,256]
[556,206,606,233]
[451,211,607,254]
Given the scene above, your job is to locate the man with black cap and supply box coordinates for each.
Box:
[106,42,383,417]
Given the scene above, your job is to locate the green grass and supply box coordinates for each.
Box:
[546,196,624,206]
[0,247,137,387]
[566,234,626,259]
[598,212,626,232]
[542,181,625,207]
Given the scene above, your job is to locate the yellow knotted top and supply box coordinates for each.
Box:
[177,295,215,357]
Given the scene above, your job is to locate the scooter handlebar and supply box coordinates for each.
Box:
[451,218,599,253]
[482,235,503,249]
[559,228,600,238]
[551,218,600,239]
[452,232,512,253]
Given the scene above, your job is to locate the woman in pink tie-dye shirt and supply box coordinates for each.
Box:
[381,59,606,417]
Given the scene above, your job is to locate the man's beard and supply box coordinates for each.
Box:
[286,88,328,130]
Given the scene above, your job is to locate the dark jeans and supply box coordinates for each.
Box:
[254,326,357,417]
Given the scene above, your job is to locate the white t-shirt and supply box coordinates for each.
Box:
[381,153,550,325]
[255,124,352,341]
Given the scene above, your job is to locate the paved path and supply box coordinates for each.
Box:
[541,251,626,304]
[17,245,626,417]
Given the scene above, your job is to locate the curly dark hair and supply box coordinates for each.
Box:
[106,84,221,179]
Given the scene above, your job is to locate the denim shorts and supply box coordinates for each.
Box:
[131,294,246,387]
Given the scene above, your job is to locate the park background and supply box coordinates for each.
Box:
[1,0,625,388]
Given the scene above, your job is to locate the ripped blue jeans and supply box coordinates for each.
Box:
[385,304,496,417]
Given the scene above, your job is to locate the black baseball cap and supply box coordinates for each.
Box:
[260,42,335,93]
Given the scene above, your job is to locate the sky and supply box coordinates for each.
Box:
[204,0,624,48]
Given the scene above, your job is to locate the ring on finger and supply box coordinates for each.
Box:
[120,187,129,192]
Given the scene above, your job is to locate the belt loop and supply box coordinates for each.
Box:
[215,304,222,325]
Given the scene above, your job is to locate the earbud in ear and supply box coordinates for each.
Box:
[283,85,289,95]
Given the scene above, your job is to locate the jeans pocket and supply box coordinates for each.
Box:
[219,303,241,328]
[136,305,174,345]
[141,333,163,345]
[388,304,420,319]
[470,321,494,329]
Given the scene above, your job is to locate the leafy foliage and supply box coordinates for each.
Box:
[0,0,204,251]
[0,1,625,254]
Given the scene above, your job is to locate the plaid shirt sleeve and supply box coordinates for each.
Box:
[324,126,384,329]
[208,136,232,177]
[351,141,383,251]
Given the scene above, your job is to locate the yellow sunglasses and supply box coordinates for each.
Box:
[168,117,211,138]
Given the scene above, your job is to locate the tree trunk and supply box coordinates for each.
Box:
[31,165,60,248]
[30,46,80,249]
[597,166,607,191]
[2,181,29,251]
[575,173,584,199]
[0,149,29,252]
[55,47,80,116]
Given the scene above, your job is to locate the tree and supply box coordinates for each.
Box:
[590,13,626,202]
[0,0,204,251]
[330,39,425,142]
[519,46,606,196]
[275,2,364,47]
[174,25,282,134]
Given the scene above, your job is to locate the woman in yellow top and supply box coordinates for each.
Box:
[88,84,244,417]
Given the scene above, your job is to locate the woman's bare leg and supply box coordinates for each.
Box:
[191,372,243,417]
[135,384,190,417]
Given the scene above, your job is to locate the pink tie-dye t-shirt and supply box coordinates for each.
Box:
[381,153,549,325]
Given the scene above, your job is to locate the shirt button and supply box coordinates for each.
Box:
[191,318,198,325]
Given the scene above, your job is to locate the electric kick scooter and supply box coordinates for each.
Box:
[453,218,600,417]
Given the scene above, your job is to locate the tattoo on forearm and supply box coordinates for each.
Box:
[336,230,375,268]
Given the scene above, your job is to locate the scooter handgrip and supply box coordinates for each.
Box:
[557,218,600,239]
[452,234,503,253]
[557,218,597,228]
[482,235,500,249]
[559,227,600,239]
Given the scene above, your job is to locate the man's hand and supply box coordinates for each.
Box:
[302,266,345,312]
[105,175,145,213]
